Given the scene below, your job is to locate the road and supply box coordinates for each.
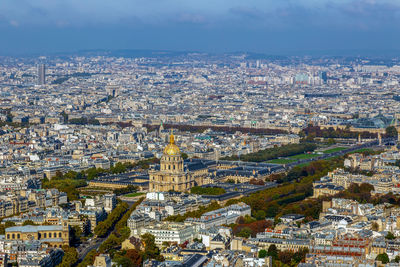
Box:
[76,236,106,262]
[76,199,137,263]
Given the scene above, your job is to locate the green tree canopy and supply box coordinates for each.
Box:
[376,253,389,264]
[386,231,396,240]
[386,126,398,138]
[258,249,267,258]
[236,227,253,238]
[4,221,16,228]
[141,233,162,261]
[267,244,278,260]
[22,220,36,226]
[255,210,266,220]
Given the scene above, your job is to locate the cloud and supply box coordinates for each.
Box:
[173,13,207,24]
[0,0,399,29]
[229,6,265,20]
[0,0,400,54]
[9,20,19,27]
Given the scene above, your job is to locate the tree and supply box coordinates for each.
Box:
[77,249,97,267]
[304,133,315,143]
[54,170,64,179]
[141,233,161,261]
[386,231,396,240]
[395,255,400,263]
[125,249,142,266]
[221,142,317,162]
[255,210,266,220]
[327,138,336,145]
[190,186,226,195]
[266,204,279,217]
[99,233,119,254]
[113,257,133,267]
[386,126,398,138]
[243,215,256,224]
[111,162,127,174]
[181,153,188,160]
[372,222,379,231]
[236,227,253,238]
[70,226,82,246]
[94,202,129,237]
[293,248,309,263]
[249,179,265,186]
[279,250,294,265]
[165,201,222,222]
[64,170,78,179]
[258,249,267,258]
[22,220,36,226]
[4,221,16,228]
[376,253,390,264]
[267,244,278,260]
[57,246,78,267]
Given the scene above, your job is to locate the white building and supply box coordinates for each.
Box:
[103,194,116,213]
[140,222,195,246]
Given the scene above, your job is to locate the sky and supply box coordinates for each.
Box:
[1,0,400,56]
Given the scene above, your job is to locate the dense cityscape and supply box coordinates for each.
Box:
[0,51,398,267]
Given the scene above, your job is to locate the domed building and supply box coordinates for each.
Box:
[149,133,207,192]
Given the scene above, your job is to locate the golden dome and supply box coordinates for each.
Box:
[163,133,180,156]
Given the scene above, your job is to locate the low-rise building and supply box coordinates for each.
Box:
[5,223,70,248]
[140,222,195,246]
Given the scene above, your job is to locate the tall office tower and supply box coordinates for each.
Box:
[38,64,46,85]
[319,71,328,84]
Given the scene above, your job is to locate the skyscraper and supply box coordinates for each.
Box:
[38,64,46,85]
[319,71,328,84]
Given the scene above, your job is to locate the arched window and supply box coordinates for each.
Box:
[49,233,52,238]
[59,233,62,238]
[12,234,15,239]
[44,233,47,238]
[7,234,10,239]
[17,234,20,239]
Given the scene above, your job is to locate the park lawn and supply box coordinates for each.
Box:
[124,192,145,197]
[288,153,320,160]
[295,162,314,168]
[267,158,297,164]
[323,147,347,154]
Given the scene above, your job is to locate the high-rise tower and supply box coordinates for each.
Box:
[38,64,46,85]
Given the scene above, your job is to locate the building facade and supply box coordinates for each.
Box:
[5,223,70,248]
[149,133,206,192]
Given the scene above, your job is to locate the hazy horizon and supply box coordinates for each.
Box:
[1,0,400,56]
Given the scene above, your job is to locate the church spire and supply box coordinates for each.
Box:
[169,130,175,144]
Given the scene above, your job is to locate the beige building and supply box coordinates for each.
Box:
[149,133,207,192]
[5,223,70,248]
[313,183,344,198]
[92,254,112,267]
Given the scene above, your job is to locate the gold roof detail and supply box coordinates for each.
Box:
[163,132,180,156]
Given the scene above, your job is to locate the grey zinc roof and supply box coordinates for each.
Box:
[6,225,63,233]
